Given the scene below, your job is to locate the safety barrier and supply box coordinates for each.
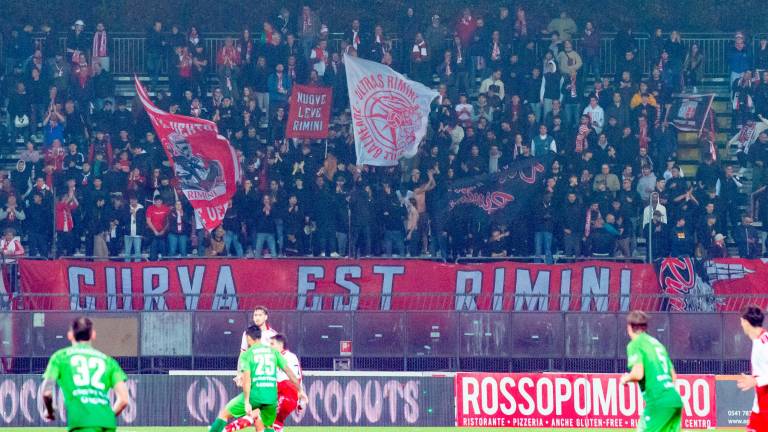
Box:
[0,32,757,79]
[0,310,753,374]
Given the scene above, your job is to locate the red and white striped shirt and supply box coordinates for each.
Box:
[277,349,302,384]
[752,329,768,413]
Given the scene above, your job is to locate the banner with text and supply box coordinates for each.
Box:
[455,373,716,429]
[16,258,768,312]
[18,259,656,311]
[0,374,454,427]
[285,85,333,139]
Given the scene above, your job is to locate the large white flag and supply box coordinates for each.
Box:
[344,54,438,166]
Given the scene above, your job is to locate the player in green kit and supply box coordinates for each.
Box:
[620,310,683,432]
[41,317,130,432]
[209,325,305,432]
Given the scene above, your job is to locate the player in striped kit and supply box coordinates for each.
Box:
[270,334,304,431]
[738,306,768,432]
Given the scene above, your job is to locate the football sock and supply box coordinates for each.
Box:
[209,417,227,432]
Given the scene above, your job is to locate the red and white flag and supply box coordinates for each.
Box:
[345,54,437,166]
[134,77,241,231]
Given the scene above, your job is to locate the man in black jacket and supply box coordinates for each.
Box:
[380,183,406,257]
[733,214,761,258]
[559,192,583,257]
[644,210,668,260]
[24,192,51,257]
[145,21,166,88]
[668,217,694,257]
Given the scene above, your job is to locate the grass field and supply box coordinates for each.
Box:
[0,428,745,432]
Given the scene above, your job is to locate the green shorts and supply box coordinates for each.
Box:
[638,405,682,432]
[224,394,277,427]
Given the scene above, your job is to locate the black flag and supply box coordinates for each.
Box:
[437,156,548,226]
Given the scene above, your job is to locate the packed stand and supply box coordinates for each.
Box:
[1,6,768,262]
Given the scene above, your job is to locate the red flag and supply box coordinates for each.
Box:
[134,77,241,231]
[285,84,333,139]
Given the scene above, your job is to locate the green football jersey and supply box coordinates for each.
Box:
[42,343,127,431]
[626,332,682,407]
[239,344,287,405]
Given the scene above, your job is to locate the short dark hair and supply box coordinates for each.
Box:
[272,333,288,349]
[245,324,262,341]
[254,306,269,315]
[626,310,649,332]
[742,306,765,327]
[71,317,94,342]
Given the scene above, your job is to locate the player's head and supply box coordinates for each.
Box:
[271,333,288,352]
[741,305,765,337]
[68,316,95,343]
[245,324,262,346]
[626,310,649,338]
[252,306,269,327]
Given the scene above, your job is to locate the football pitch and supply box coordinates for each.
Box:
[0,428,745,432]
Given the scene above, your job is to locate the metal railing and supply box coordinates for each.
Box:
[0,31,756,79]
[0,309,752,374]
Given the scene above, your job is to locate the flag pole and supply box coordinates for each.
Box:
[324,139,328,158]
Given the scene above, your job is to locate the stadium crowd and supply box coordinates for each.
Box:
[1,6,768,262]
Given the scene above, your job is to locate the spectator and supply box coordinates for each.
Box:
[485,228,509,257]
[534,194,555,263]
[644,210,668,259]
[707,233,729,258]
[668,216,694,257]
[733,214,761,258]
[206,226,227,256]
[167,200,191,257]
[545,11,577,41]
[24,192,50,257]
[0,228,24,262]
[581,21,601,78]
[267,64,292,117]
[252,194,277,258]
[582,96,605,134]
[586,217,615,256]
[298,5,320,59]
[54,192,79,257]
[728,33,752,89]
[557,40,582,77]
[92,22,109,71]
[0,195,26,234]
[593,164,620,192]
[122,195,145,262]
[146,196,170,260]
[682,43,704,92]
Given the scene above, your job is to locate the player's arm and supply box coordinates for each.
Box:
[41,352,60,421]
[241,369,253,415]
[670,364,678,383]
[621,344,644,385]
[239,352,253,415]
[41,379,57,421]
[112,381,130,416]
[109,360,130,417]
[739,342,768,391]
[621,363,645,385]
